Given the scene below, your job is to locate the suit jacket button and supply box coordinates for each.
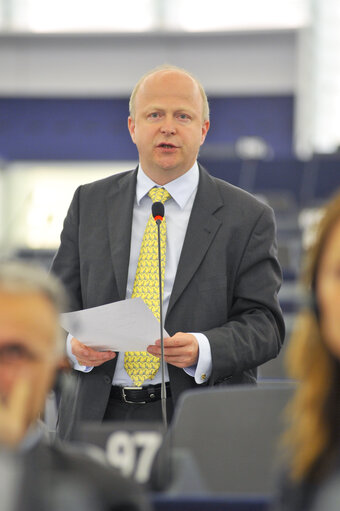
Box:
[104,375,111,384]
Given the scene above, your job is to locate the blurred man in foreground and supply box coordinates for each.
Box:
[0,261,150,511]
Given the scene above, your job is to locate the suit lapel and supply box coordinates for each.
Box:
[166,166,224,319]
[106,169,137,301]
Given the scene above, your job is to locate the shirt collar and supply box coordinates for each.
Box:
[136,162,199,209]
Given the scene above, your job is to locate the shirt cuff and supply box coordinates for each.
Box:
[66,333,93,373]
[183,333,212,384]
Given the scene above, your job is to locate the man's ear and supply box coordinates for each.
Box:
[200,120,210,145]
[128,116,136,144]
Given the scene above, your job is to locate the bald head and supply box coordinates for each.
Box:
[129,65,210,122]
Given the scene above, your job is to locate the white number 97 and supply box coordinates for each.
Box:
[106,431,163,483]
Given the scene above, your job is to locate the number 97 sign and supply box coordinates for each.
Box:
[106,431,163,484]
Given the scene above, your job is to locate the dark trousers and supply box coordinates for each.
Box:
[103,395,174,423]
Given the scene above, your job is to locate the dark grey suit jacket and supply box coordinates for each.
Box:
[13,438,150,511]
[52,164,284,437]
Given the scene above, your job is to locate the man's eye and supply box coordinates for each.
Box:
[0,344,34,363]
[178,114,190,120]
[149,113,160,119]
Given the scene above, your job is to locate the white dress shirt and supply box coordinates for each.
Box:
[68,162,212,385]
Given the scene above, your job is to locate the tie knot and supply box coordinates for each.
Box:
[148,187,171,204]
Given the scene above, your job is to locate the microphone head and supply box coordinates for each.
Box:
[152,201,164,221]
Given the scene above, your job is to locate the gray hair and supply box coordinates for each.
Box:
[0,260,67,356]
[129,64,210,122]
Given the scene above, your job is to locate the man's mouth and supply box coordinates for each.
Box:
[157,143,177,149]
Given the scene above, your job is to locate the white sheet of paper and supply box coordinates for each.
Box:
[60,298,169,352]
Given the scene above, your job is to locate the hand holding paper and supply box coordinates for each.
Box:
[61,298,169,352]
[71,337,116,367]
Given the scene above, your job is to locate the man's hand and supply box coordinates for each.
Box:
[71,337,116,367]
[147,332,199,368]
[0,375,31,447]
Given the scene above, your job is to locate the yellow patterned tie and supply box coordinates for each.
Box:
[124,187,171,386]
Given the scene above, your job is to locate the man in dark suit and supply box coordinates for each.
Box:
[0,261,150,511]
[52,65,285,435]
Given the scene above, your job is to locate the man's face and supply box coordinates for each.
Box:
[128,70,210,185]
[0,291,59,429]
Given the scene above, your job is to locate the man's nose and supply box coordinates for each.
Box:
[160,118,176,135]
[0,367,16,399]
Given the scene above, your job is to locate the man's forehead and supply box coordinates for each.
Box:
[0,291,57,342]
[0,289,49,307]
[0,291,41,317]
[138,71,200,98]
[140,94,197,108]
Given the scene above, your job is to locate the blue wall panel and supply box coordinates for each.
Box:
[208,96,293,158]
[0,96,293,161]
[0,98,138,160]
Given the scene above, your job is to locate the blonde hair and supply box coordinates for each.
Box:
[282,190,340,483]
[129,64,210,122]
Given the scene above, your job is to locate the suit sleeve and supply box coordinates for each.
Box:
[51,186,83,312]
[204,205,285,384]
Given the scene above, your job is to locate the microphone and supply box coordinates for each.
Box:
[152,201,167,430]
[152,202,164,225]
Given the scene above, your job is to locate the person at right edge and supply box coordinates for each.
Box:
[272,191,340,511]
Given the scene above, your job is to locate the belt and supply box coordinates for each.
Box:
[109,383,171,404]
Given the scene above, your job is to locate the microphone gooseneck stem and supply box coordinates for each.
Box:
[156,219,167,430]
